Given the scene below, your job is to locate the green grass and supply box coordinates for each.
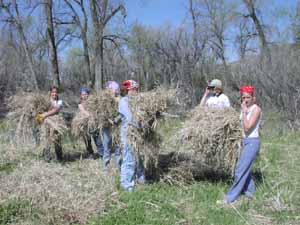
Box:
[0,162,17,174]
[0,200,41,225]
[0,114,299,225]
[87,127,300,225]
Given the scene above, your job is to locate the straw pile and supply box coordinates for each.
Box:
[0,159,117,224]
[40,115,68,145]
[71,90,119,144]
[71,111,89,138]
[129,88,177,128]
[6,92,50,146]
[163,106,242,181]
[127,88,177,172]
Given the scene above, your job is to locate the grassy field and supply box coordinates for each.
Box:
[0,113,299,225]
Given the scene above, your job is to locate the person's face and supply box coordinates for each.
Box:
[80,92,89,101]
[207,86,214,93]
[214,87,222,96]
[128,88,138,96]
[241,93,255,107]
[50,89,58,100]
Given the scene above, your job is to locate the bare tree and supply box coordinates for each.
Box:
[44,0,60,87]
[64,0,92,87]
[0,0,39,90]
[89,0,126,89]
[235,16,255,60]
[243,0,271,63]
[291,1,300,46]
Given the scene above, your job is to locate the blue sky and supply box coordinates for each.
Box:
[125,0,187,27]
[122,0,299,61]
[125,0,297,27]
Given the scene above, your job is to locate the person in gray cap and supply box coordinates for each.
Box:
[199,79,230,109]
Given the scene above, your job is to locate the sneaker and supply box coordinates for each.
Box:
[216,199,233,208]
[137,175,145,185]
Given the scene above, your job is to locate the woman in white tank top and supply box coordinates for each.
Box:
[217,85,262,205]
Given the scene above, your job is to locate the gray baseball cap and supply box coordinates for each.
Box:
[208,79,222,89]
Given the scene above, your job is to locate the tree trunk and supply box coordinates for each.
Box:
[45,0,60,87]
[17,24,39,90]
[10,0,39,90]
[81,29,92,87]
[243,0,271,63]
[94,29,104,90]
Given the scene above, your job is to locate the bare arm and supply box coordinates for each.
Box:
[242,104,261,133]
[78,103,90,116]
[199,88,210,107]
[43,107,60,118]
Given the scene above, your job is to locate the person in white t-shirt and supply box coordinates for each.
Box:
[39,86,64,162]
[199,79,230,109]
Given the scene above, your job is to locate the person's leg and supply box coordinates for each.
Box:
[225,138,260,203]
[101,128,112,169]
[120,144,136,191]
[42,125,52,162]
[136,153,145,184]
[243,174,255,198]
[114,146,121,171]
[54,132,63,161]
[92,132,104,158]
[83,134,94,157]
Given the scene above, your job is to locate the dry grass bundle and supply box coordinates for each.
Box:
[71,90,119,144]
[6,92,50,146]
[127,88,176,171]
[129,88,177,128]
[0,159,117,224]
[71,111,89,138]
[171,106,242,177]
[85,90,119,129]
[41,115,68,145]
[127,125,162,172]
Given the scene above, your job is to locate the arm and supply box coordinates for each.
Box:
[78,103,90,116]
[42,107,60,119]
[42,100,63,119]
[242,104,261,133]
[199,88,210,107]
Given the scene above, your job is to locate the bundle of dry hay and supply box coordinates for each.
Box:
[0,159,117,224]
[165,106,242,181]
[6,92,50,146]
[71,111,89,138]
[129,88,177,128]
[71,90,119,145]
[41,115,68,145]
[127,88,177,171]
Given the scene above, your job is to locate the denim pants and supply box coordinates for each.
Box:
[84,132,104,156]
[120,124,145,190]
[226,138,260,202]
[101,127,121,170]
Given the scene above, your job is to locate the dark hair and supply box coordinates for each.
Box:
[120,86,128,97]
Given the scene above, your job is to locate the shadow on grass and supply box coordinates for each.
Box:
[62,151,102,162]
[145,152,265,185]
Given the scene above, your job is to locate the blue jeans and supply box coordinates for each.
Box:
[83,131,104,156]
[93,133,104,156]
[226,138,260,202]
[101,127,121,170]
[120,124,145,190]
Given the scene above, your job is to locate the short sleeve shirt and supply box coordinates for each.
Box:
[51,99,63,110]
[206,93,230,109]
